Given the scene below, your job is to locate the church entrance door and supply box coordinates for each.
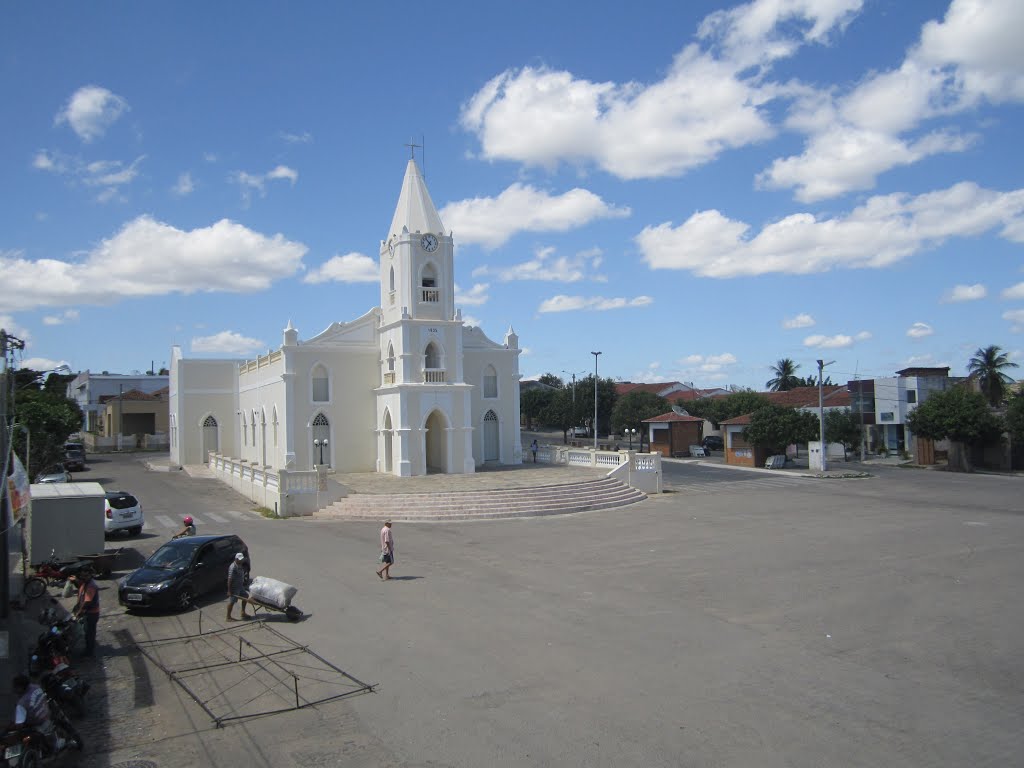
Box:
[483,410,499,461]
[202,415,218,464]
[424,410,448,474]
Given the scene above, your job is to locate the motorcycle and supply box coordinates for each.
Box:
[28,631,89,718]
[23,552,88,600]
[2,696,83,766]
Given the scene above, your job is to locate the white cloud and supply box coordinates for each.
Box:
[761,0,1024,200]
[42,309,80,326]
[460,2,861,180]
[803,332,870,349]
[678,352,738,373]
[83,156,145,187]
[477,245,605,282]
[461,314,482,328]
[231,165,299,204]
[280,131,313,144]
[191,330,265,356]
[55,85,129,142]
[637,182,1024,278]
[783,313,815,329]
[33,150,145,200]
[1001,282,1024,300]
[440,184,629,250]
[537,294,653,313]
[455,283,489,306]
[172,172,195,197]
[266,165,298,184]
[1003,309,1024,323]
[0,215,307,312]
[303,252,377,284]
[906,322,934,339]
[945,283,987,302]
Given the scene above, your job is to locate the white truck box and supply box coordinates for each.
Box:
[28,482,106,565]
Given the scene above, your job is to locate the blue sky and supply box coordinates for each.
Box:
[2,0,1022,390]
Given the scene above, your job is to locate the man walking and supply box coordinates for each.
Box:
[530,439,538,462]
[376,520,395,580]
[226,552,252,621]
[72,566,100,657]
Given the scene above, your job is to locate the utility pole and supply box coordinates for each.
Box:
[817,359,835,471]
[591,352,602,451]
[1,329,26,619]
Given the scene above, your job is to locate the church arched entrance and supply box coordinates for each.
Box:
[424,409,448,474]
[483,410,499,462]
[312,413,331,467]
[383,409,394,474]
[202,415,218,464]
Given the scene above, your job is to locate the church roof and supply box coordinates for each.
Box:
[388,159,445,241]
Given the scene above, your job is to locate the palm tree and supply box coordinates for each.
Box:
[967,345,1019,406]
[766,358,801,392]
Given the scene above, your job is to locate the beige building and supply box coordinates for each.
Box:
[169,159,522,498]
[100,387,169,438]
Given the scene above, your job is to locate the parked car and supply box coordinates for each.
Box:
[571,426,588,437]
[104,491,144,537]
[702,435,724,452]
[35,466,72,484]
[118,534,249,612]
[63,448,86,472]
[63,441,86,458]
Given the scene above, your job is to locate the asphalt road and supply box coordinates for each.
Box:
[76,453,1024,768]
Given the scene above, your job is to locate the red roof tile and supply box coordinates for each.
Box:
[720,414,753,425]
[642,411,704,423]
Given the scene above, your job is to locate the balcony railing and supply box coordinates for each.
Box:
[423,369,446,383]
[383,372,395,385]
[421,288,439,303]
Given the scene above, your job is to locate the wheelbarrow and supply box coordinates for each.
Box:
[243,576,303,622]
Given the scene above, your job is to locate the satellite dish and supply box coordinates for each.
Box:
[671,405,690,416]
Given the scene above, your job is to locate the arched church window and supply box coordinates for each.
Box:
[483,365,498,398]
[387,343,395,372]
[421,263,439,303]
[389,266,395,293]
[272,406,279,448]
[424,341,442,369]
[312,363,329,402]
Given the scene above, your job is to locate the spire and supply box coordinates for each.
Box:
[388,159,445,241]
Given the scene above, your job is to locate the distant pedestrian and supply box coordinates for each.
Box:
[72,566,100,657]
[226,552,252,621]
[376,520,395,580]
[530,439,538,463]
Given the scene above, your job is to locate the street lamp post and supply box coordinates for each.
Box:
[313,438,329,465]
[817,359,834,472]
[591,351,602,451]
[627,428,637,451]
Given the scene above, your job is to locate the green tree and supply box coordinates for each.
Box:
[906,386,1003,472]
[537,373,564,389]
[824,408,862,460]
[766,358,801,392]
[573,375,617,438]
[521,387,555,431]
[611,392,668,448]
[967,345,1018,406]
[11,387,84,477]
[1006,390,1024,443]
[795,374,833,387]
[743,404,818,452]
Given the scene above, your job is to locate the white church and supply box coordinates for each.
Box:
[169,158,523,496]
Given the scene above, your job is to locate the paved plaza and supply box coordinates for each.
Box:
[20,453,1024,767]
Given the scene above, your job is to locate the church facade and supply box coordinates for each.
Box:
[169,159,523,481]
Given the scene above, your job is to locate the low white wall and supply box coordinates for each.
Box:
[209,454,348,517]
[537,444,662,494]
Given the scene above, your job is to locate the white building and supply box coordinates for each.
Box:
[66,371,169,433]
[169,159,522,496]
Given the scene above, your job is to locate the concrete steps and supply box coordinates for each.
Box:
[314,476,646,522]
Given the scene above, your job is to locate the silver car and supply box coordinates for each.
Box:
[35,467,72,483]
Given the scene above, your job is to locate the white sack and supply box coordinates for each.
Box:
[248,576,298,609]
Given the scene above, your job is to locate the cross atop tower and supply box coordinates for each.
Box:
[403,141,422,160]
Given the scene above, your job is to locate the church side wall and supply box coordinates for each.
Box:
[463,345,522,466]
[288,346,379,472]
[238,359,286,470]
[174,359,239,466]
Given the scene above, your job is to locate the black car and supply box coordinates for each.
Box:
[118,534,249,612]
[702,435,724,452]
[63,448,86,472]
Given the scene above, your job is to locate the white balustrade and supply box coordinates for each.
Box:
[423,369,446,383]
